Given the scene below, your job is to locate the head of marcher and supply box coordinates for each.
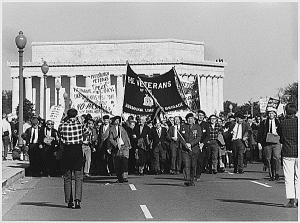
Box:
[186,113,195,125]
[137,116,146,126]
[174,116,182,126]
[153,118,162,129]
[208,114,218,125]
[197,110,206,122]
[2,113,7,120]
[235,111,244,124]
[285,102,297,116]
[112,116,121,125]
[266,107,277,120]
[67,108,78,119]
[31,117,39,129]
[46,120,54,130]
[102,115,110,125]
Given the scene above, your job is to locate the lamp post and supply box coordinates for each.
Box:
[41,61,49,119]
[15,31,27,148]
[55,80,61,106]
[63,92,68,115]
[250,98,254,117]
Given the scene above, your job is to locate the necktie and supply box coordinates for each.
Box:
[31,128,36,143]
[235,124,240,139]
[158,128,161,138]
[270,121,273,133]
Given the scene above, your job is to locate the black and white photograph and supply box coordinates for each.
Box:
[2,1,298,221]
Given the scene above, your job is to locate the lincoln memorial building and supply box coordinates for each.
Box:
[8,39,226,118]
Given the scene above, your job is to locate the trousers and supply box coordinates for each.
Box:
[63,168,83,203]
[264,143,281,177]
[283,157,298,199]
[182,150,199,183]
[114,155,128,181]
[232,139,245,172]
[82,144,91,174]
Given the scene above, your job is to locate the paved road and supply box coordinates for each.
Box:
[2,162,298,221]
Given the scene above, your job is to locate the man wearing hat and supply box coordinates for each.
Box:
[98,115,113,176]
[24,117,43,176]
[178,113,202,186]
[228,111,250,174]
[109,116,131,183]
[257,106,281,181]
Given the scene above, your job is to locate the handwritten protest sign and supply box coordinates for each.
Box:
[46,105,64,129]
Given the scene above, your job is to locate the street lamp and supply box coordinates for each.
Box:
[250,98,254,117]
[55,80,61,106]
[63,91,68,114]
[15,31,27,148]
[41,61,49,119]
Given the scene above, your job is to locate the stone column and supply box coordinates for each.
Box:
[12,77,19,115]
[40,76,45,118]
[25,77,32,103]
[69,75,76,102]
[200,75,207,114]
[115,74,124,115]
[212,76,219,115]
[85,75,92,88]
[218,77,224,113]
[32,88,37,115]
[45,88,50,120]
[206,76,213,116]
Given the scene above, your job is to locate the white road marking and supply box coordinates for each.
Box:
[129,184,137,191]
[140,205,153,219]
[251,181,272,188]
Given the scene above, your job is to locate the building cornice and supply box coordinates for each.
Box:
[7,60,227,68]
[31,38,205,46]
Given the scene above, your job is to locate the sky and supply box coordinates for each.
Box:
[1,1,298,105]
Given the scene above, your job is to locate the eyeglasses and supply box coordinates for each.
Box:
[47,123,54,126]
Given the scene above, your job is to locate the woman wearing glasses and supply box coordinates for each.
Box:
[40,120,59,177]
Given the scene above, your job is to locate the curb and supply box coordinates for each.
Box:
[2,168,27,190]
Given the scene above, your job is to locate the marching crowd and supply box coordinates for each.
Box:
[2,102,298,209]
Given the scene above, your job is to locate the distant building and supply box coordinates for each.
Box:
[8,39,226,118]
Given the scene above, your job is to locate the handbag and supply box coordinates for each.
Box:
[217,133,225,146]
[43,136,54,146]
[266,133,280,144]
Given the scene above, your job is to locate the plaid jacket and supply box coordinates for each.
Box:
[278,116,298,157]
[58,117,88,145]
[209,123,222,141]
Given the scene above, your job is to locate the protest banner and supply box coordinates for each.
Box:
[259,97,269,113]
[123,64,188,114]
[72,87,114,117]
[46,105,64,129]
[91,72,111,91]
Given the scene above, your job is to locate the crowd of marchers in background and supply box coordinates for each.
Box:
[2,103,298,208]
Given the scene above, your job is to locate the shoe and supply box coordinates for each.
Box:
[233,170,238,173]
[238,170,244,174]
[275,174,279,180]
[123,179,128,183]
[213,170,218,174]
[184,181,190,186]
[116,179,124,183]
[190,182,195,186]
[219,167,225,173]
[269,177,274,181]
[74,200,81,209]
[176,171,180,175]
[285,201,297,208]
[67,202,74,208]
[195,177,200,182]
[84,173,91,178]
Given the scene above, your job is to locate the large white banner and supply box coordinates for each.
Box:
[72,86,116,117]
[91,72,111,91]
